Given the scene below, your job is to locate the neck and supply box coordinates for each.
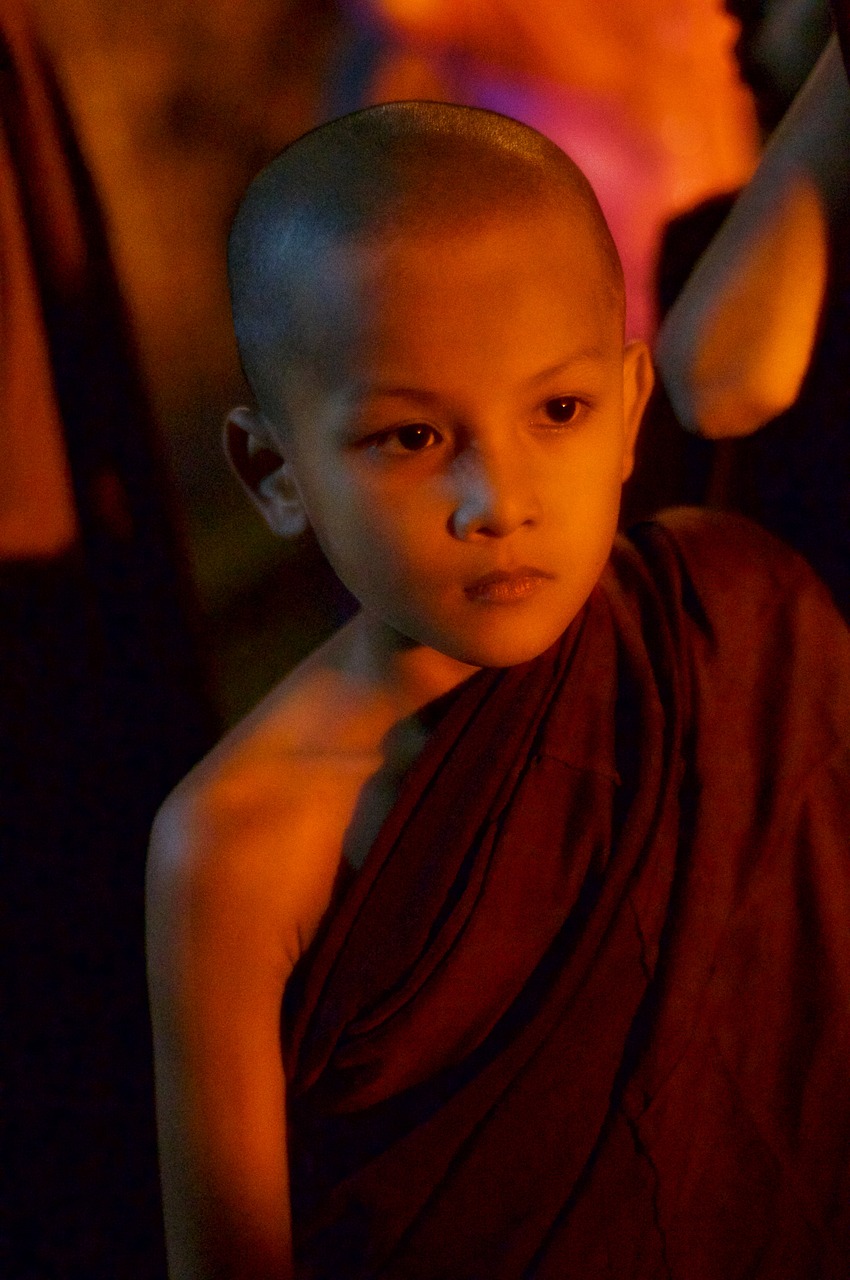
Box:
[342,610,480,721]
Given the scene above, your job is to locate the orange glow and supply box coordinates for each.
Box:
[375,0,757,193]
[358,0,759,338]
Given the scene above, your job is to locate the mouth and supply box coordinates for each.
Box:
[463,567,555,604]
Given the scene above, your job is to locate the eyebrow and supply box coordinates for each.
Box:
[358,354,607,404]
[355,386,443,405]
[527,353,607,384]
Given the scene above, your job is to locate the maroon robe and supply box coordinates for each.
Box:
[283,509,850,1280]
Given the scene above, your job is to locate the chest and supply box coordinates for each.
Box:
[278,748,420,962]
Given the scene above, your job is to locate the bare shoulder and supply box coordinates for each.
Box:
[147,620,388,981]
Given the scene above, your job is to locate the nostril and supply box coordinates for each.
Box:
[449,447,539,540]
[451,493,536,541]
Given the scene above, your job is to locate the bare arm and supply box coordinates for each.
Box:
[655,36,850,438]
[143,644,409,1277]
[146,796,297,1280]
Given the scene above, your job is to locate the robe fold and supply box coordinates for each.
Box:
[283,509,850,1280]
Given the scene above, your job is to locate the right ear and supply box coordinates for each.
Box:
[223,406,309,537]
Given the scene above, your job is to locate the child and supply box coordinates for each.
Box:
[146,102,850,1280]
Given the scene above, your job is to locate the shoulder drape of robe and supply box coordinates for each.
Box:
[283,509,850,1280]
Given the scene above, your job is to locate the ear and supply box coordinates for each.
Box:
[223,406,309,537]
[621,339,655,482]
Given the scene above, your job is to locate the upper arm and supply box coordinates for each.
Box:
[146,793,297,1280]
[655,37,850,438]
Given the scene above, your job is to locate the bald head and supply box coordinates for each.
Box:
[228,101,625,423]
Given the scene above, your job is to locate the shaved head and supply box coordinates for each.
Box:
[228,101,625,423]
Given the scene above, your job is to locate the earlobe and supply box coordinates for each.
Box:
[223,406,309,538]
[621,340,655,481]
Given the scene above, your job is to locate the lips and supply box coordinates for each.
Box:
[463,567,555,604]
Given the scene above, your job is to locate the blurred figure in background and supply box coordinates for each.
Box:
[728,0,833,133]
[653,2,850,619]
[1,1,215,1275]
[625,0,835,526]
[331,0,760,337]
[32,0,348,729]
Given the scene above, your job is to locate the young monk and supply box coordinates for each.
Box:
[146,102,850,1280]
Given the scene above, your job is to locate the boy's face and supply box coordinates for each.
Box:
[247,208,651,668]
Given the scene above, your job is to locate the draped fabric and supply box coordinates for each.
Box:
[1,6,215,1275]
[284,510,850,1280]
[0,0,80,555]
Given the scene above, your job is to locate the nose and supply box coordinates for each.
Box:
[449,443,539,541]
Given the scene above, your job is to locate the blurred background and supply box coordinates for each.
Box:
[27,0,348,725]
[4,1,837,1276]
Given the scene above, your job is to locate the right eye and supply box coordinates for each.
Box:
[371,423,443,454]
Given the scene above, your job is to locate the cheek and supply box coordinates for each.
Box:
[548,433,625,524]
[306,475,442,598]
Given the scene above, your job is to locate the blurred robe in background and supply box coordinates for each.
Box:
[1,2,215,1275]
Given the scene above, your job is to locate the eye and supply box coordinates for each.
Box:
[542,396,581,425]
[397,424,437,451]
[371,423,442,454]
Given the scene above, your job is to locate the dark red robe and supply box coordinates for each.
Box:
[283,509,850,1280]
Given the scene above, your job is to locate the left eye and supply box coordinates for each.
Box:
[542,396,581,425]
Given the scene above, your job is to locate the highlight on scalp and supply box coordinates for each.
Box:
[228,101,625,423]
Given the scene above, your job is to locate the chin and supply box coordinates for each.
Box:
[432,618,573,670]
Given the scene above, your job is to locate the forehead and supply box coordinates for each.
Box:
[295,206,623,387]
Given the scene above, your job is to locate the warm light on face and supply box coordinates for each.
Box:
[281,211,643,668]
